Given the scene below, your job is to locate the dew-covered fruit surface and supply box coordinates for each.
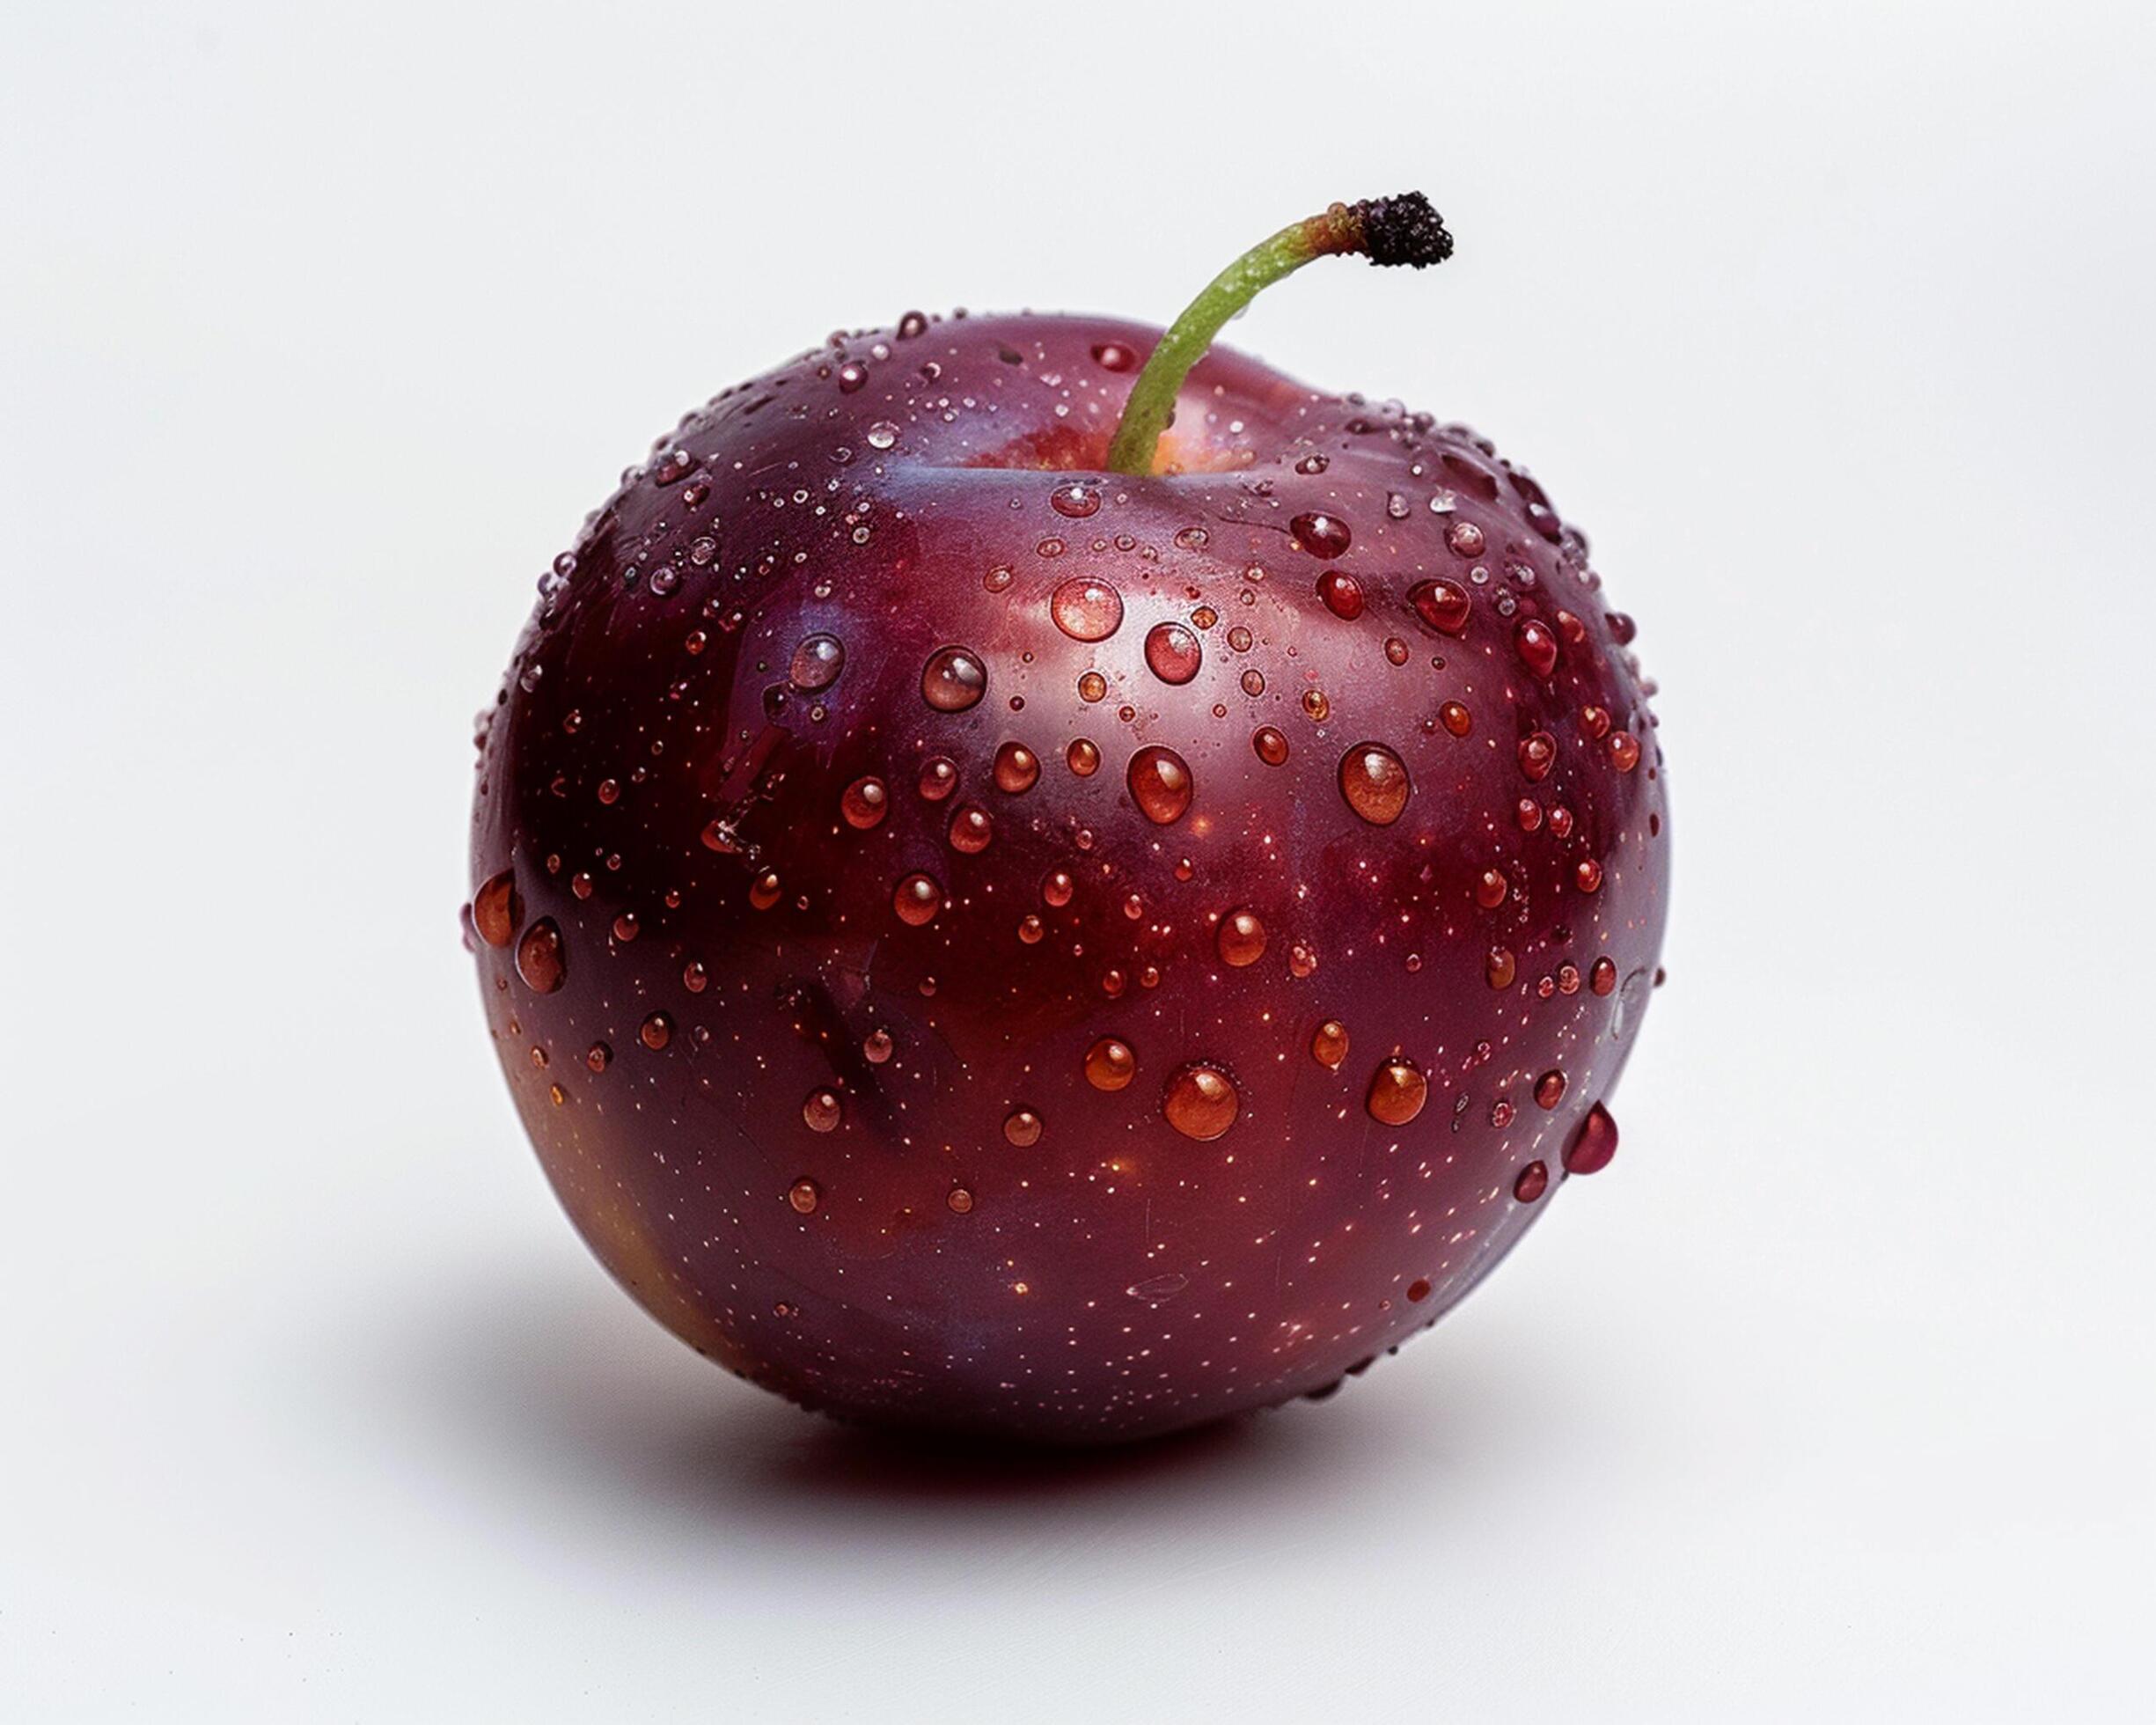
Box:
[467,306,1668,1443]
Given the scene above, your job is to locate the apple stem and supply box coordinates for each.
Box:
[1104,194,1453,477]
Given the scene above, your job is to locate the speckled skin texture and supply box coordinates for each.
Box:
[467,311,1668,1443]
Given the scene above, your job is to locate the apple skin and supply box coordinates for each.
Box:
[467,310,1667,1443]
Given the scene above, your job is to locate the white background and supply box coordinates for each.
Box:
[5,2,2152,1718]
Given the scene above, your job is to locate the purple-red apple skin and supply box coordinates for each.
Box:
[467,311,1668,1442]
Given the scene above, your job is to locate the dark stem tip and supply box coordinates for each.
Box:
[1350,193,1453,268]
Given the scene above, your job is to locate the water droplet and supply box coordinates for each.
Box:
[1514,617,1558,679]
[473,870,519,948]
[1127,745,1194,824]
[1366,1058,1428,1125]
[1316,570,1364,620]
[984,564,1014,592]
[1290,512,1352,557]
[1384,636,1410,665]
[1144,621,1202,685]
[1486,947,1517,990]
[865,421,899,450]
[639,1010,672,1050]
[1003,1108,1043,1148]
[893,873,943,925]
[1407,1277,1433,1303]
[840,776,888,828]
[788,1177,821,1214]
[585,1042,611,1073]
[1252,725,1289,767]
[1311,1020,1350,1068]
[1216,909,1266,967]
[946,1185,975,1215]
[921,645,986,712]
[1514,1161,1549,1201]
[1575,858,1603,894]
[1565,1103,1618,1173]
[1042,870,1075,907]
[1173,525,1209,551]
[1446,519,1486,557]
[863,1028,894,1063]
[1590,958,1617,997]
[1162,1064,1239,1140]
[803,1090,842,1132]
[789,633,845,691]
[837,361,868,393]
[750,870,782,910]
[993,741,1040,792]
[1078,1034,1140,1095]
[1302,688,1331,723]
[1294,451,1331,474]
[612,911,639,943]
[1045,576,1127,649]
[1066,737,1101,776]
[1091,341,1137,372]
[917,757,958,801]
[1535,1069,1567,1110]
[1609,731,1640,772]
[515,919,566,993]
[1410,579,1471,636]
[1518,731,1556,782]
[1338,743,1412,825]
[947,804,994,854]
[1050,480,1102,518]
[1078,671,1108,703]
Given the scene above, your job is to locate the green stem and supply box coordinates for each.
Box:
[1104,193,1453,477]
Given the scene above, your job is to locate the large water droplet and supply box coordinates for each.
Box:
[947,804,994,854]
[1564,1103,1617,1173]
[1084,1036,1136,1090]
[473,870,519,949]
[515,919,565,992]
[921,646,986,712]
[803,1090,842,1132]
[789,633,845,691]
[1050,481,1102,519]
[1050,577,1124,642]
[1290,512,1352,558]
[1216,909,1267,967]
[893,872,943,925]
[1144,621,1202,685]
[1366,1058,1427,1125]
[1338,743,1411,825]
[1310,1020,1349,1068]
[1003,1108,1044,1148]
[840,776,889,828]
[1514,617,1558,679]
[1162,1064,1239,1140]
[1410,579,1471,636]
[1127,745,1194,825]
[1316,570,1364,620]
[993,741,1040,793]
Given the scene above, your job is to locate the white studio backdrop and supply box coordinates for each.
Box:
[3,2,2152,1719]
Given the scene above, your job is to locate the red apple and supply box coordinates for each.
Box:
[467,196,1668,1442]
